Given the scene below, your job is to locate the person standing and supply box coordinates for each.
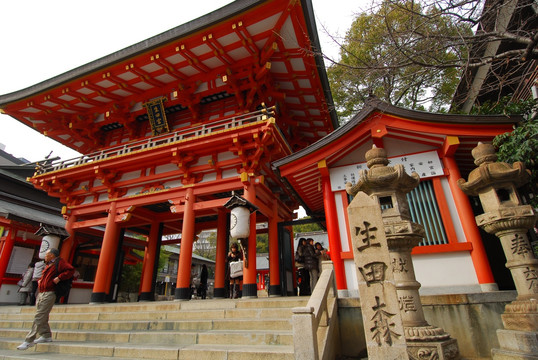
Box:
[303,238,320,292]
[199,264,208,299]
[18,264,34,305]
[30,260,45,306]
[17,248,74,351]
[227,243,243,299]
[295,238,310,295]
[315,242,330,270]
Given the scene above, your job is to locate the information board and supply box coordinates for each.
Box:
[6,246,34,275]
[329,150,444,192]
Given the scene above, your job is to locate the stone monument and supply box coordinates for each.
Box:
[458,142,537,360]
[347,145,460,359]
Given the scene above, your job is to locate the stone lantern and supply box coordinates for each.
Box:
[347,145,459,360]
[458,142,537,360]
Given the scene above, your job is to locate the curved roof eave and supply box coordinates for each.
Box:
[300,0,339,130]
[273,97,522,169]
[0,0,264,106]
[0,0,339,134]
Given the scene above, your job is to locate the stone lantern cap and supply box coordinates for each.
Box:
[346,145,420,196]
[457,142,530,196]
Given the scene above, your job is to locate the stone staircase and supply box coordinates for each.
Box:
[0,297,309,360]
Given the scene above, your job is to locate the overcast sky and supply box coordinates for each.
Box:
[0,0,365,162]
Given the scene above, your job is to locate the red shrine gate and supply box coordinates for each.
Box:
[0,0,337,301]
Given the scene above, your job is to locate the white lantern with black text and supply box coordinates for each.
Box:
[39,234,60,259]
[230,206,250,238]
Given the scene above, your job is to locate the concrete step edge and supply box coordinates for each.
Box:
[0,338,295,355]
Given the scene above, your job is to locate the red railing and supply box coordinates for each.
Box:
[35,107,275,175]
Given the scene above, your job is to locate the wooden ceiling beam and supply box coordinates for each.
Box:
[127,63,166,88]
[204,33,235,65]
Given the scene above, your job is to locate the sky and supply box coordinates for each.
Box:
[0,0,367,162]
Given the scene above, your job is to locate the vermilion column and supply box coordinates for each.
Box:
[60,213,76,262]
[91,201,120,303]
[0,225,15,288]
[319,161,347,290]
[442,155,496,289]
[213,208,228,298]
[268,200,281,296]
[242,179,258,298]
[175,187,196,300]
[139,222,160,301]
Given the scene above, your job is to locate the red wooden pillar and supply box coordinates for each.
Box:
[242,176,258,298]
[268,200,281,296]
[91,201,120,303]
[139,222,160,301]
[60,213,76,262]
[175,187,196,300]
[319,160,347,290]
[0,224,16,288]
[213,208,228,298]
[442,155,497,289]
[441,136,496,289]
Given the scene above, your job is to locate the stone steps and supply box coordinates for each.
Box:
[0,341,295,360]
[0,297,305,360]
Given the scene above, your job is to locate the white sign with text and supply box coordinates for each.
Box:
[329,150,444,192]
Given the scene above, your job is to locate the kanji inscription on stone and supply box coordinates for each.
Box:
[355,221,381,252]
[510,234,531,255]
[348,191,408,358]
[392,257,408,273]
[359,262,387,286]
[523,266,538,292]
[371,296,402,346]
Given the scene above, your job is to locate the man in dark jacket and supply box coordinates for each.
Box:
[303,238,320,292]
[17,248,74,350]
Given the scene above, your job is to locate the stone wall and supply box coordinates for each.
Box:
[337,291,516,359]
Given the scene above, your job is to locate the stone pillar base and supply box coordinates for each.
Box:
[502,299,538,332]
[491,329,538,360]
[407,338,460,360]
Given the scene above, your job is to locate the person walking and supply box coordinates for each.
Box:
[17,264,34,305]
[30,260,45,306]
[17,248,74,351]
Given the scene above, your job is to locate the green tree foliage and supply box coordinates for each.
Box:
[327,0,466,120]
[485,97,538,206]
[293,217,323,233]
[119,248,170,293]
[256,233,269,253]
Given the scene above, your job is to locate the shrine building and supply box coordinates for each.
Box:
[0,0,338,302]
[0,0,523,303]
[274,97,522,296]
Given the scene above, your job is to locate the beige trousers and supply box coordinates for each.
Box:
[25,291,56,342]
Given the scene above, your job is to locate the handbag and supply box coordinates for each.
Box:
[229,260,244,278]
[17,279,24,287]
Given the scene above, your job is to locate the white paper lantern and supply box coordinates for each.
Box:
[230,206,250,238]
[39,234,60,259]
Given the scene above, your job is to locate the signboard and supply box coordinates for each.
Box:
[330,150,443,192]
[143,97,170,136]
[6,246,34,275]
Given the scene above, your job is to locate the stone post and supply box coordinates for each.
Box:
[458,142,538,360]
[347,145,460,360]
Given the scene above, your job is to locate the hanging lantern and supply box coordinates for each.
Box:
[34,224,70,259]
[230,206,250,238]
[39,234,60,259]
[224,194,258,239]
